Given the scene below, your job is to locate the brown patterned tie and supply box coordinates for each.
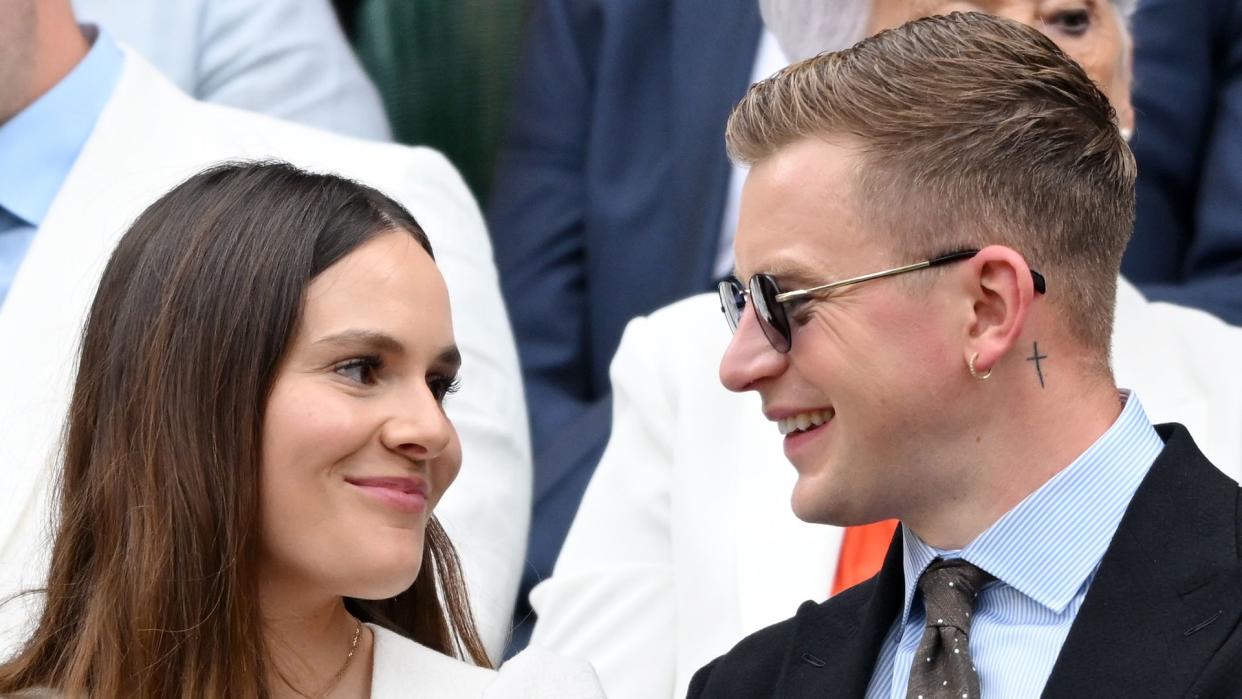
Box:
[905,558,994,699]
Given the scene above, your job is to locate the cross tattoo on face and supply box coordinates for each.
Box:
[1027,341,1048,388]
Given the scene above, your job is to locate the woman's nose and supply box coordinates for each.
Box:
[379,385,454,461]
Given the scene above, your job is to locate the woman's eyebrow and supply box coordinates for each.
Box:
[434,346,463,372]
[314,329,405,355]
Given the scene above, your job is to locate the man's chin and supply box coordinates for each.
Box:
[790,482,847,525]
[790,479,885,527]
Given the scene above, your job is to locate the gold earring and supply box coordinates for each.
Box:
[968,352,992,380]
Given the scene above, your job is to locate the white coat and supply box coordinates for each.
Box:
[369,625,605,699]
[0,626,605,698]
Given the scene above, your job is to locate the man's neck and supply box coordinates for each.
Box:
[2,5,88,123]
[903,362,1123,550]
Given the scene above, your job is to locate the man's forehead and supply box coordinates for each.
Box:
[733,249,843,286]
[733,137,868,278]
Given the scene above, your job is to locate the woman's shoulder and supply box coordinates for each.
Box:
[368,624,493,697]
[486,645,606,699]
[368,625,604,699]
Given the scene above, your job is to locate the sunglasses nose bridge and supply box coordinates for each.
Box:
[719,291,792,392]
[718,275,792,353]
[717,280,747,332]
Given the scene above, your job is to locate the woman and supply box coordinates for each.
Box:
[0,162,602,698]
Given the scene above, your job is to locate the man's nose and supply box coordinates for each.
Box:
[719,304,789,392]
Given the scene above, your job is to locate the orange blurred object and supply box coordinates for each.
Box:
[831,519,900,595]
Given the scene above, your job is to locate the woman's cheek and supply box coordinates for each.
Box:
[266,382,371,475]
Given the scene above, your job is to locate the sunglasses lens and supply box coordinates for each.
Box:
[751,275,792,353]
[717,279,745,332]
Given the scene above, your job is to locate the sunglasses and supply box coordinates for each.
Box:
[718,249,1047,353]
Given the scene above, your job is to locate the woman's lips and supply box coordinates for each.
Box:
[345,476,428,514]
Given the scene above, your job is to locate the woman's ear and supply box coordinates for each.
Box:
[962,245,1038,375]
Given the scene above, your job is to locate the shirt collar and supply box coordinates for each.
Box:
[0,25,123,227]
[899,390,1164,624]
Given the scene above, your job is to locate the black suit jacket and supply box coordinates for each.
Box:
[688,424,1242,698]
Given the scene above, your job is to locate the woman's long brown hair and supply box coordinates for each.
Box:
[0,162,490,697]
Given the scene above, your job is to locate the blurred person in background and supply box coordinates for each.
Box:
[73,0,392,140]
[0,0,528,661]
[0,162,602,699]
[528,2,1242,697]
[486,0,772,650]
[690,12,1242,696]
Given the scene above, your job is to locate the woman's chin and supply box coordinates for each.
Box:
[345,564,423,600]
[339,546,425,600]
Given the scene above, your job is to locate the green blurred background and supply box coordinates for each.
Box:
[334,0,532,203]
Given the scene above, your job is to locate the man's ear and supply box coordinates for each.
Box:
[962,245,1038,375]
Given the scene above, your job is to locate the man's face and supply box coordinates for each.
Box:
[0,0,38,124]
[720,138,976,527]
[869,0,1134,130]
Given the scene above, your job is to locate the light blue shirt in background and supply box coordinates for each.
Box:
[865,390,1164,699]
[0,26,123,310]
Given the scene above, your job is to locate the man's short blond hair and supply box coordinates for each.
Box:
[726,12,1136,357]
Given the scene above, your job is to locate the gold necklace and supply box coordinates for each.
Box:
[317,619,363,698]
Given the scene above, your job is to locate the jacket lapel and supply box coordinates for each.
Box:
[0,53,143,554]
[777,526,906,698]
[0,51,226,554]
[668,0,763,291]
[1042,424,1242,697]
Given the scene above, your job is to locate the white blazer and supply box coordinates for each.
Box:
[370,625,604,698]
[0,626,605,698]
[530,283,1242,699]
[0,49,530,662]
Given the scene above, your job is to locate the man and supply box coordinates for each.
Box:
[0,0,528,660]
[689,12,1242,696]
[490,0,1224,651]
[528,2,1242,697]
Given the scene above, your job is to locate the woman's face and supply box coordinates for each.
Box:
[870,0,1134,131]
[259,230,462,601]
[869,0,1132,129]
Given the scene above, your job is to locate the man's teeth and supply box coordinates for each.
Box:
[778,409,834,435]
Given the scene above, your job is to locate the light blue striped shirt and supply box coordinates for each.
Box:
[865,390,1164,699]
[0,26,122,310]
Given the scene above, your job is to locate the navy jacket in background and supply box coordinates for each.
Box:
[486,0,763,650]
[1128,0,1242,324]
